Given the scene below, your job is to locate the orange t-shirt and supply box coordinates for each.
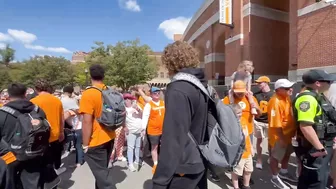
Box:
[137,102,144,110]
[267,94,295,147]
[147,100,165,136]
[241,117,252,159]
[79,84,116,147]
[222,96,258,135]
[31,93,63,143]
[138,96,146,108]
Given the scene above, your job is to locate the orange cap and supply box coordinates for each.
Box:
[233,80,247,93]
[255,76,270,83]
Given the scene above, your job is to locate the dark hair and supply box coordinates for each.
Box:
[63,85,74,94]
[8,83,27,98]
[34,79,53,93]
[89,64,105,81]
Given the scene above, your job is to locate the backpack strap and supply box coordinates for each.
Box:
[0,106,21,118]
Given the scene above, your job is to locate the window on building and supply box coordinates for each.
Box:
[166,73,169,78]
[160,72,164,78]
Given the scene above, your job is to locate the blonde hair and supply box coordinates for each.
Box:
[237,60,254,73]
[161,41,200,75]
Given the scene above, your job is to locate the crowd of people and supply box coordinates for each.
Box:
[0,40,336,189]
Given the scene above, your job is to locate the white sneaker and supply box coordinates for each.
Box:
[271,176,290,189]
[117,157,127,162]
[61,151,70,159]
[55,167,66,175]
[255,163,263,170]
[129,164,137,172]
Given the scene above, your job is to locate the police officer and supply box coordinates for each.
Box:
[293,69,336,189]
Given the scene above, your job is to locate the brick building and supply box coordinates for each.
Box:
[147,52,171,87]
[71,51,90,64]
[181,0,336,85]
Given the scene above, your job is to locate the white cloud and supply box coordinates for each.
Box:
[0,33,13,42]
[25,44,72,54]
[158,17,191,40]
[7,29,37,44]
[119,0,141,12]
[0,43,5,49]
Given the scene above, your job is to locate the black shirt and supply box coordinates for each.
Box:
[254,91,274,123]
[152,68,208,189]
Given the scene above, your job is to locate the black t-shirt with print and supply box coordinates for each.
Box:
[254,91,274,123]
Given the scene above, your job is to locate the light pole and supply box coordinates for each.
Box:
[85,68,89,87]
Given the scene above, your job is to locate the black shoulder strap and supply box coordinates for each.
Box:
[0,106,21,118]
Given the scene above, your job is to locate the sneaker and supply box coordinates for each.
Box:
[55,167,66,175]
[69,163,82,168]
[242,186,251,189]
[255,163,263,170]
[134,161,145,167]
[61,151,70,159]
[128,164,137,172]
[117,156,127,162]
[209,173,220,182]
[271,177,290,189]
[279,172,298,183]
[108,160,113,169]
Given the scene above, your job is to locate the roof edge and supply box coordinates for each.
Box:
[182,0,215,41]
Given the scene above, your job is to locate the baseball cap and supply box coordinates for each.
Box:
[302,69,336,84]
[233,80,247,93]
[151,87,160,93]
[123,93,136,100]
[255,76,271,83]
[274,79,295,90]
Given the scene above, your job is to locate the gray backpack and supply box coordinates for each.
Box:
[87,86,126,131]
[171,73,245,170]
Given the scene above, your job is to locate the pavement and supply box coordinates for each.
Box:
[58,138,298,189]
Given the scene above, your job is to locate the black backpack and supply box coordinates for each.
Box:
[0,105,50,161]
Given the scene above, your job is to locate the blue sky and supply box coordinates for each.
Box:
[0,0,203,61]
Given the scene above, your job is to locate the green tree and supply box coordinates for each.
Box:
[71,62,90,87]
[86,40,158,90]
[0,44,15,67]
[0,68,12,89]
[20,56,74,89]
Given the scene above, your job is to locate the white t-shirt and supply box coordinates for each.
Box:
[326,83,336,107]
[61,96,82,130]
[126,106,143,134]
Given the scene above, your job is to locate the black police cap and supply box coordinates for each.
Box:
[302,69,336,84]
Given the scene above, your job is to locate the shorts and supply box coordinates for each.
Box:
[148,134,162,146]
[271,141,293,162]
[233,156,253,176]
[253,120,268,139]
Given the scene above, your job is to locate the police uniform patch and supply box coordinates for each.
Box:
[299,101,310,112]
